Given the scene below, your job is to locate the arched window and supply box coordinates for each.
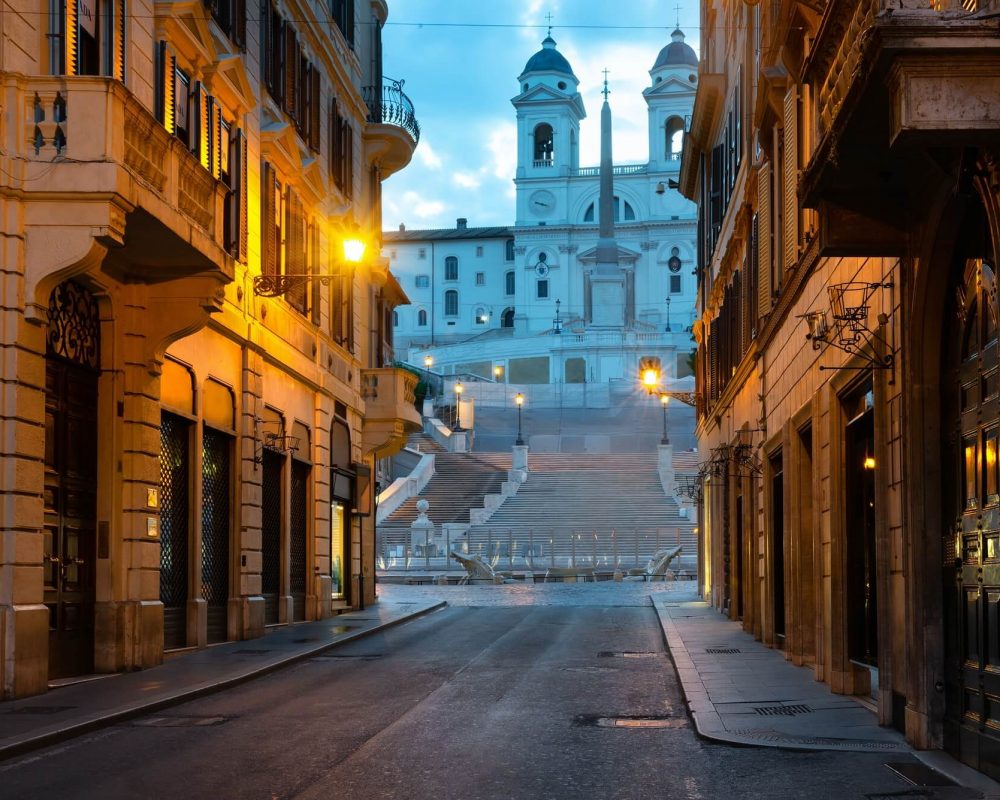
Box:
[533,123,554,165]
[444,290,459,317]
[665,116,685,160]
[505,271,515,296]
[417,309,428,327]
[583,197,636,223]
[474,306,487,325]
[444,256,458,281]
[505,239,515,261]
[501,307,515,328]
[393,310,399,327]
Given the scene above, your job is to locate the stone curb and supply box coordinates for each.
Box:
[0,600,447,762]
[650,597,911,754]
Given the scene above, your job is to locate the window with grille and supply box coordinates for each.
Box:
[444,290,458,316]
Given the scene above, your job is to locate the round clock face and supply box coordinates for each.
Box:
[528,190,556,218]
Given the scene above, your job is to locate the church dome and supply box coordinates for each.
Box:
[521,36,577,78]
[653,29,699,69]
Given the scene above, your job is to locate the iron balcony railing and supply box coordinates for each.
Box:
[363,76,420,145]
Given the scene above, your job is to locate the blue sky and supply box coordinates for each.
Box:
[380,0,701,232]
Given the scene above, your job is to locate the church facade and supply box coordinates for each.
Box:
[385,31,700,392]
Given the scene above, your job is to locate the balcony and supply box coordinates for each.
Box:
[801,0,1000,253]
[360,367,422,456]
[2,75,232,281]
[363,77,420,179]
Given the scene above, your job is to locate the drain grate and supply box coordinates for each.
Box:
[7,705,75,715]
[705,647,741,654]
[884,762,955,788]
[597,651,659,659]
[232,649,272,655]
[131,716,228,728]
[754,704,812,717]
[574,714,685,729]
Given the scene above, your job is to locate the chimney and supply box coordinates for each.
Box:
[399,223,406,231]
[456,218,468,229]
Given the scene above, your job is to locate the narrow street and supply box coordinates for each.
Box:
[0,586,979,800]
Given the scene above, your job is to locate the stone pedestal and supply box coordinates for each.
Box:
[422,396,434,418]
[658,444,675,496]
[409,499,435,553]
[512,445,529,472]
[590,270,626,327]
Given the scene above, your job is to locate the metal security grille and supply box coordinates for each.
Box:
[289,460,310,622]
[201,428,231,642]
[261,449,283,624]
[159,412,190,650]
[46,280,100,369]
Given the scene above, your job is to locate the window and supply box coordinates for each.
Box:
[393,310,399,327]
[505,271,515,296]
[418,248,427,260]
[417,309,428,326]
[415,274,429,289]
[474,307,487,325]
[476,246,484,257]
[670,275,682,294]
[583,197,636,222]
[210,0,247,50]
[444,290,459,316]
[537,280,549,299]
[505,239,515,261]
[475,272,485,286]
[261,4,320,150]
[329,98,353,196]
[330,0,355,46]
[444,256,458,281]
[533,123,554,164]
[51,0,128,80]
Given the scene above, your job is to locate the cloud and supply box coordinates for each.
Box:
[402,190,446,220]
[417,141,443,169]
[486,121,518,180]
[452,171,481,189]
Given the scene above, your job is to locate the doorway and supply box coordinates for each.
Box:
[159,412,190,650]
[289,460,309,621]
[734,494,745,620]
[201,428,231,643]
[43,280,100,679]
[261,449,283,624]
[771,454,786,647]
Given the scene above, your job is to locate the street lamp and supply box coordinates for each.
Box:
[515,392,525,446]
[660,394,670,445]
[665,296,672,332]
[253,224,367,297]
[454,381,463,430]
[424,354,433,370]
[494,365,503,382]
[553,299,562,335]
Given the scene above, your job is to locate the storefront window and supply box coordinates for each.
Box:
[331,502,345,599]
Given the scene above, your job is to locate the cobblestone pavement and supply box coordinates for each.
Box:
[377,579,699,607]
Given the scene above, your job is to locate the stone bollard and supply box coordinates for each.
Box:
[613,569,624,582]
[493,574,503,585]
[410,499,434,554]
[436,574,448,586]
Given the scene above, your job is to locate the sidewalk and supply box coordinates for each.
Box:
[0,599,444,761]
[652,595,1000,796]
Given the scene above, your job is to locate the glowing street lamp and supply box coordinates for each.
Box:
[515,392,525,446]
[660,393,670,446]
[454,381,464,430]
[253,224,367,297]
[494,365,503,382]
[424,354,433,369]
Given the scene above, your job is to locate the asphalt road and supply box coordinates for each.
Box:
[0,596,982,800]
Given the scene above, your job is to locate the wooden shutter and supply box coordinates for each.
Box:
[783,85,799,273]
[262,162,277,276]
[192,82,211,168]
[310,67,321,153]
[113,0,127,82]
[155,41,176,134]
[209,98,222,178]
[227,128,248,260]
[284,27,297,118]
[233,0,246,49]
[344,122,353,198]
[757,162,772,320]
[64,0,78,75]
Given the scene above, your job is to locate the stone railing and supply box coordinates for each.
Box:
[573,164,649,177]
[8,75,223,242]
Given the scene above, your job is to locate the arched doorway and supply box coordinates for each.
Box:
[501,307,515,328]
[44,280,100,678]
[941,193,999,776]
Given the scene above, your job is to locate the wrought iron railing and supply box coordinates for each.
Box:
[363,77,420,145]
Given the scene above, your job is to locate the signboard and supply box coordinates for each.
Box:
[79,0,97,37]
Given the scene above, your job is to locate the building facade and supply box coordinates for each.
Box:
[385,32,700,390]
[0,0,420,698]
[684,0,1000,777]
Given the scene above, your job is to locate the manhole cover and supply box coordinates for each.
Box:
[131,716,228,727]
[232,649,271,655]
[7,705,76,715]
[574,714,685,729]
[884,762,955,787]
[705,647,740,654]
[597,651,659,659]
[754,704,811,716]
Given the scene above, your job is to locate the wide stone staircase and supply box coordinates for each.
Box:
[464,453,697,573]
[378,450,512,551]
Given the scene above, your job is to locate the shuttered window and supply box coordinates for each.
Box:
[330,98,353,198]
[207,0,246,50]
[284,188,308,315]
[783,85,800,273]
[52,0,127,80]
[757,162,772,321]
[225,128,248,261]
[330,0,354,47]
[262,161,281,278]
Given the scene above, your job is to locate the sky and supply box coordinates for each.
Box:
[379,0,701,233]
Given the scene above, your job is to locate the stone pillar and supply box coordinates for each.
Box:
[410,500,434,555]
[512,445,529,472]
[238,344,265,639]
[658,444,675,497]
[422,396,434,418]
